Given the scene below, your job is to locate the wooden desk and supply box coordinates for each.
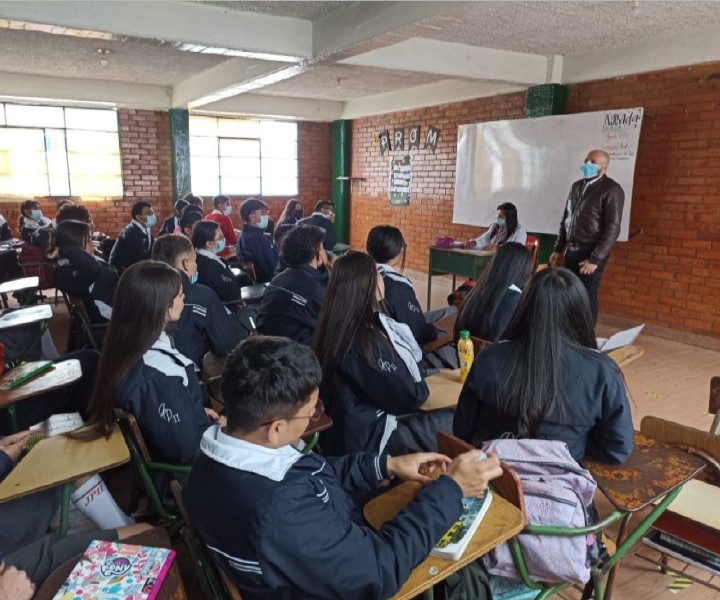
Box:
[0,425,130,534]
[607,344,644,369]
[240,282,268,303]
[422,312,457,353]
[0,303,52,329]
[427,247,493,310]
[0,276,38,295]
[33,527,187,600]
[422,369,462,411]
[364,479,524,600]
[302,412,333,453]
[0,359,82,431]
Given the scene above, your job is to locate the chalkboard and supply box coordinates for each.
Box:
[390,155,411,206]
[453,108,644,241]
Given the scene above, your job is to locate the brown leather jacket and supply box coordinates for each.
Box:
[554,175,624,264]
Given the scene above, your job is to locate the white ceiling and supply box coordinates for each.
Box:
[1,1,720,120]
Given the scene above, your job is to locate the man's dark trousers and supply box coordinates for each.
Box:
[563,245,609,326]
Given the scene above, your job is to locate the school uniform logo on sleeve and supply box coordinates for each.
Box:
[407,301,421,314]
[158,403,181,423]
[377,357,398,373]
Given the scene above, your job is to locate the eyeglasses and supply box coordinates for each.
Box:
[261,398,324,426]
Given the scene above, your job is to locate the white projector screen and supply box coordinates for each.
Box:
[452,108,644,241]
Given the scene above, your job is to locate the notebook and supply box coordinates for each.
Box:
[31,412,85,437]
[596,324,644,353]
[0,360,53,390]
[52,540,175,600]
[431,491,493,560]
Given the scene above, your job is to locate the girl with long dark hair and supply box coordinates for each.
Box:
[454,242,533,342]
[465,202,526,250]
[453,267,633,464]
[77,260,215,464]
[312,252,452,456]
[278,198,304,226]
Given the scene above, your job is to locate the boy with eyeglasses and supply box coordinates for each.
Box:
[183,335,502,600]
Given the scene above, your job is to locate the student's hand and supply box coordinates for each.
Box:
[578,260,598,275]
[549,252,562,267]
[0,564,35,600]
[204,408,221,424]
[387,453,452,483]
[446,451,503,498]
[324,253,337,270]
[0,430,33,464]
[463,240,477,248]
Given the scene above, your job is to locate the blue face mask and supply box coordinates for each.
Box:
[580,161,601,179]
[496,218,506,227]
[190,272,198,285]
[214,238,226,255]
[31,209,42,221]
[257,214,269,230]
[145,214,157,228]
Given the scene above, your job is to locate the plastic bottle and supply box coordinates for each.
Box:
[457,330,474,383]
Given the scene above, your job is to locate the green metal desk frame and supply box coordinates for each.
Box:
[426,247,493,310]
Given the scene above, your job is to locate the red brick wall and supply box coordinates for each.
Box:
[349,62,720,337]
[349,93,527,271]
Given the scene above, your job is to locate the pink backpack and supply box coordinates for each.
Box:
[481,439,598,584]
[434,235,455,248]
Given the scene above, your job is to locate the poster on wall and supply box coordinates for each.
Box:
[389,155,412,206]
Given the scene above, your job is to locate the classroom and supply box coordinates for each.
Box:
[0,2,719,599]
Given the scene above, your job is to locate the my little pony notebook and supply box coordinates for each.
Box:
[52,540,176,600]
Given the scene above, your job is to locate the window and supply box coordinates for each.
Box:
[0,103,122,199]
[189,115,298,197]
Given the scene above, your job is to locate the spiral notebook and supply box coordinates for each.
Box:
[51,540,176,600]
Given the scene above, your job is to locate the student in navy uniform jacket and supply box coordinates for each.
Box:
[184,336,503,600]
[313,252,453,456]
[298,200,336,251]
[257,225,330,345]
[152,235,240,367]
[236,198,278,283]
[109,201,156,274]
[453,267,634,464]
[18,200,53,250]
[160,199,190,235]
[77,261,219,466]
[454,242,533,343]
[50,220,118,324]
[192,221,241,303]
[272,223,294,277]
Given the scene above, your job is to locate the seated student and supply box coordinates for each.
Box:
[192,221,240,303]
[454,267,634,464]
[55,202,91,226]
[108,201,156,274]
[177,209,202,239]
[313,252,452,456]
[160,198,190,235]
[51,220,118,324]
[454,242,533,342]
[299,200,336,251]
[0,208,13,242]
[152,235,239,366]
[257,225,329,345]
[18,200,53,250]
[184,335,502,600]
[1,430,135,559]
[236,198,278,283]
[277,198,304,226]
[0,208,21,284]
[272,223,294,276]
[77,261,217,465]
[204,194,238,245]
[464,202,527,250]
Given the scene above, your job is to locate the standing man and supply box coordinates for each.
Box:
[109,201,156,274]
[299,200,337,251]
[549,150,624,324]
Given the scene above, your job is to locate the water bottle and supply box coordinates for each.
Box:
[457,330,474,383]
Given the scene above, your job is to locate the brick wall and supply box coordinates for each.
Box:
[349,61,720,337]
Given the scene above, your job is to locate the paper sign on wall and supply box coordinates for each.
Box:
[390,155,411,206]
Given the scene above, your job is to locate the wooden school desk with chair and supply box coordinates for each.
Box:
[0,358,82,432]
[0,424,130,536]
[422,312,458,354]
[0,275,39,309]
[426,247,494,310]
[422,369,463,412]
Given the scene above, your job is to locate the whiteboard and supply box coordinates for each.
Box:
[452,108,644,241]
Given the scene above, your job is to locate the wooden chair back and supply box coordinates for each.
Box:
[436,431,526,515]
[525,235,540,269]
[709,377,720,435]
[470,336,492,355]
[119,411,152,463]
[202,352,226,407]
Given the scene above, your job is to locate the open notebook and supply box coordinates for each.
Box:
[596,324,644,353]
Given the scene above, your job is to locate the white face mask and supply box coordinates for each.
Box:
[257,214,269,230]
[223,205,232,217]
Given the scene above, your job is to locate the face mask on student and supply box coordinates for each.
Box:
[496,217,506,227]
[190,272,199,285]
[30,209,43,221]
[223,206,232,217]
[145,214,157,228]
[580,161,601,179]
[257,214,269,230]
[214,238,226,255]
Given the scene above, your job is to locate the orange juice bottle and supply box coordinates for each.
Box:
[458,330,474,383]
